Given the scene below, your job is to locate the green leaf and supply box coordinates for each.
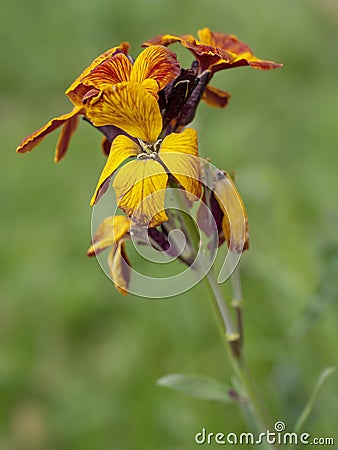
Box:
[293,366,336,434]
[157,373,238,403]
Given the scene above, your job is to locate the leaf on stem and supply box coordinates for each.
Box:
[157,373,239,403]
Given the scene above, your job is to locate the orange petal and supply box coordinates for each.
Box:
[81,53,133,91]
[210,53,282,72]
[87,215,131,256]
[233,53,283,70]
[65,42,130,105]
[214,172,249,253]
[108,241,131,296]
[113,158,168,227]
[87,81,163,143]
[213,32,253,55]
[159,128,201,200]
[202,85,231,108]
[212,32,282,71]
[16,106,82,156]
[131,45,180,90]
[182,40,234,72]
[54,112,80,162]
[90,135,139,205]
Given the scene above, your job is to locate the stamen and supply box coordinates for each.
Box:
[137,153,149,160]
[153,139,163,153]
[138,138,153,154]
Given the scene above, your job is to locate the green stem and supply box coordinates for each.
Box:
[203,268,239,341]
[202,268,277,450]
[204,270,273,422]
[170,187,276,448]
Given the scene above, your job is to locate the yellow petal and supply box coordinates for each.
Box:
[87,81,163,143]
[108,241,131,296]
[197,28,216,46]
[65,42,130,105]
[90,135,139,205]
[202,85,231,108]
[141,78,159,99]
[16,106,82,156]
[131,45,180,90]
[87,215,131,256]
[81,53,133,90]
[214,172,249,253]
[159,128,201,200]
[113,159,168,227]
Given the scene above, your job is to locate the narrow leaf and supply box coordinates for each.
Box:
[157,373,237,403]
[293,366,336,433]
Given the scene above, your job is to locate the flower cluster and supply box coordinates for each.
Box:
[17,28,281,295]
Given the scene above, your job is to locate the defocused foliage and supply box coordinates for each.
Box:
[1,0,338,448]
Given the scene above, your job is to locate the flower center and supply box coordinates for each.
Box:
[137,138,163,158]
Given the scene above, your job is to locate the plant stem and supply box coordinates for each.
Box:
[205,270,272,419]
[170,186,276,447]
[202,267,277,450]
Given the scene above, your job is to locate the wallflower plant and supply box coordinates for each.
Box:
[17,28,287,445]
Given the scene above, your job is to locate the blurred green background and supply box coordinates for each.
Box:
[1,0,338,448]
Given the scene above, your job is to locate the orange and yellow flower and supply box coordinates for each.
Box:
[144,28,282,108]
[16,43,130,162]
[80,45,180,99]
[87,81,201,227]
[16,44,179,162]
[87,215,131,295]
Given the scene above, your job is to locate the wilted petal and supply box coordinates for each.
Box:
[181,39,234,73]
[81,53,133,90]
[197,187,225,246]
[90,135,139,205]
[131,45,180,90]
[145,29,281,73]
[113,158,169,227]
[16,106,82,157]
[159,128,201,200]
[208,30,282,72]
[87,82,163,143]
[213,31,253,54]
[87,215,131,256]
[214,171,249,253]
[210,52,282,73]
[54,112,80,162]
[142,34,192,47]
[108,241,131,296]
[202,85,231,108]
[65,42,130,105]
